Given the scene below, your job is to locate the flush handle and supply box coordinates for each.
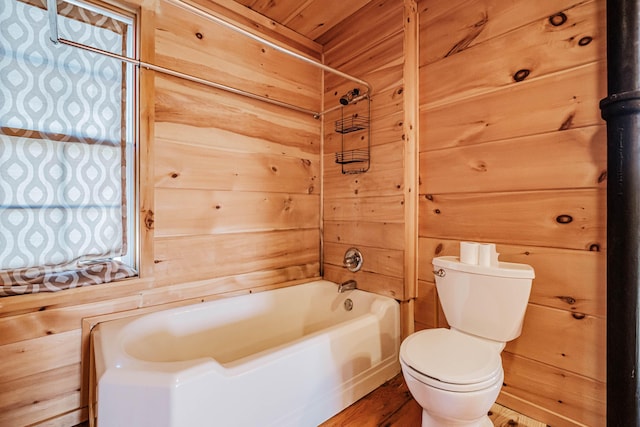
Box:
[433,269,446,277]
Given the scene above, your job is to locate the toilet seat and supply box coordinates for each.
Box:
[400,328,503,393]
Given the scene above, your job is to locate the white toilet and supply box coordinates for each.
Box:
[400,251,534,427]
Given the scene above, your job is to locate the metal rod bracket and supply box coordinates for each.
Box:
[47,0,59,44]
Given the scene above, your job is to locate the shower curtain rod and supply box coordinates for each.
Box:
[46,0,373,118]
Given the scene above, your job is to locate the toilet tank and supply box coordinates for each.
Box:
[432,256,534,343]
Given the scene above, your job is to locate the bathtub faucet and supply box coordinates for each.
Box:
[338,280,357,293]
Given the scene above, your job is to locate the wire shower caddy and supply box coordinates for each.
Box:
[334,94,371,174]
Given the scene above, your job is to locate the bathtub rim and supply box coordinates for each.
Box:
[92,279,400,378]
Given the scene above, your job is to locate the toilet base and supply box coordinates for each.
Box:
[422,409,493,427]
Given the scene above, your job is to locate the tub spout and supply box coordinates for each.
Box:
[338,280,357,293]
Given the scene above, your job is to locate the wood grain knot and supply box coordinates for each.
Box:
[471,160,487,172]
[434,209,441,214]
[589,243,600,252]
[170,172,179,179]
[445,13,488,57]
[578,36,593,46]
[435,243,443,254]
[549,12,567,26]
[425,194,433,201]
[557,295,576,305]
[513,69,530,82]
[556,214,573,224]
[144,210,154,230]
[572,313,586,320]
[598,170,607,183]
[559,113,575,130]
[195,32,203,39]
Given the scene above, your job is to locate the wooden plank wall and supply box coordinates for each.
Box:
[0,0,322,425]
[320,0,408,307]
[416,0,606,426]
[152,0,322,288]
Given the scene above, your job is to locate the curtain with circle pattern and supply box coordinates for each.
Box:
[0,0,137,296]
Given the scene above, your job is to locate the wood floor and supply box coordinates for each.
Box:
[320,374,548,427]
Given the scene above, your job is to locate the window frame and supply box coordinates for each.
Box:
[2,0,142,296]
[65,0,140,272]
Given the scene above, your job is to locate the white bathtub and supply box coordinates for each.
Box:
[93,280,400,427]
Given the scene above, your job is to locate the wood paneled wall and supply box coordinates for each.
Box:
[416,0,606,425]
[320,0,410,308]
[152,0,322,287]
[0,1,322,425]
[1,0,609,425]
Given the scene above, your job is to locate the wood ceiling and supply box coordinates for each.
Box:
[232,0,377,42]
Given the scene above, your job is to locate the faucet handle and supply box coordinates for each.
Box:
[343,248,363,272]
[344,254,359,268]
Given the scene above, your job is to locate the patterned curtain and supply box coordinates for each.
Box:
[0,0,137,296]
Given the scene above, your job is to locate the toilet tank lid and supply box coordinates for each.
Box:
[433,256,534,279]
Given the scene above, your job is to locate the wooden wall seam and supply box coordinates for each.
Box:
[403,0,419,307]
[138,0,156,280]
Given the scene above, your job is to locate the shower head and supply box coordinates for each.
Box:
[340,88,360,106]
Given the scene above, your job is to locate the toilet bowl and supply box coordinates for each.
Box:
[400,328,503,427]
[401,250,535,427]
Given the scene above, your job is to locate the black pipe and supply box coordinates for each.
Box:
[599,1,640,425]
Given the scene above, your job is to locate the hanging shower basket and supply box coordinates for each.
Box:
[335,114,369,134]
[334,93,371,174]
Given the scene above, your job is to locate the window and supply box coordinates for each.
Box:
[0,0,137,296]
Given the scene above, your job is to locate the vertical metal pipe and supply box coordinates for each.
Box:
[599,1,640,425]
[47,0,59,43]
